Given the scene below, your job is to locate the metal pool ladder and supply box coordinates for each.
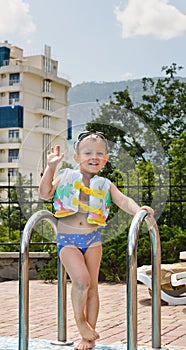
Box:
[19,210,73,350]
[127,209,161,350]
[19,209,162,350]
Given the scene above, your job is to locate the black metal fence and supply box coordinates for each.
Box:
[0,171,185,248]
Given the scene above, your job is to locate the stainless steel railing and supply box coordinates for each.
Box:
[18,210,73,350]
[19,209,161,350]
[127,210,161,350]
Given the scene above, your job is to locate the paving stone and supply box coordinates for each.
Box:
[0,280,185,349]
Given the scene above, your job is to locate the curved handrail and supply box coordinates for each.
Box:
[19,210,68,350]
[19,209,161,350]
[127,210,161,350]
[20,210,58,253]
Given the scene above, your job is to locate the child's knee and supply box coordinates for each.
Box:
[74,275,91,291]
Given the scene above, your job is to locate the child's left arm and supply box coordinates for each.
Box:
[110,183,154,216]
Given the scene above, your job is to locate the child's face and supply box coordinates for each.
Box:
[74,136,109,174]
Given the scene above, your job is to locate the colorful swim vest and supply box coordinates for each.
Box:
[53,168,111,226]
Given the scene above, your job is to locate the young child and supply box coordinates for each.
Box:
[39,131,154,350]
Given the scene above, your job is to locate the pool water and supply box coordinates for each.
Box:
[0,337,184,350]
[0,336,126,350]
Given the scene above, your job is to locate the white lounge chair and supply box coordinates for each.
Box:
[137,257,186,306]
[171,251,186,290]
[171,271,186,287]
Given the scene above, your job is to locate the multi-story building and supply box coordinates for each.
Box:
[0,41,71,186]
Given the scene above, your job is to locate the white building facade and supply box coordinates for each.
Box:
[0,41,71,186]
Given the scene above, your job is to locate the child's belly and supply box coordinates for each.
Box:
[57,212,98,234]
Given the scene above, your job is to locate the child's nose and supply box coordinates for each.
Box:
[92,153,98,158]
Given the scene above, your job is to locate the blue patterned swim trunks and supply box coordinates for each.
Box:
[56,229,102,256]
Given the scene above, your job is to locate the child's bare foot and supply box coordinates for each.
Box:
[74,338,95,350]
[78,321,99,341]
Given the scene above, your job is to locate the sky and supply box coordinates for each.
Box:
[0,0,186,86]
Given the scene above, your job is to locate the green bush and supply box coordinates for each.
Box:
[100,224,185,283]
[0,222,185,283]
[0,225,20,252]
[100,225,128,282]
[160,225,186,263]
[35,244,58,283]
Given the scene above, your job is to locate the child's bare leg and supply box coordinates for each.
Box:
[71,278,99,341]
[60,247,99,341]
[84,244,102,329]
[74,244,102,350]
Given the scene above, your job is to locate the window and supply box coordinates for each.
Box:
[43,116,50,128]
[43,98,50,111]
[8,169,19,177]
[0,106,23,128]
[67,119,72,140]
[9,92,19,105]
[8,149,19,162]
[9,73,20,85]
[9,129,19,141]
[43,80,51,92]
[0,46,10,67]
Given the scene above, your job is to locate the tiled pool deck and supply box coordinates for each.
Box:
[0,281,186,350]
[3,336,182,350]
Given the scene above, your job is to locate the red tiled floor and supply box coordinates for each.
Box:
[0,280,185,348]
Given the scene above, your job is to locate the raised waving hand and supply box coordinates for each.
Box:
[47,145,64,169]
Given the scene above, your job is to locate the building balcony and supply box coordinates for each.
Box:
[0,84,22,93]
[0,160,19,168]
[0,61,23,74]
[8,156,19,163]
[0,138,22,150]
[33,125,62,136]
[9,78,20,85]
[0,100,23,110]
[33,108,64,118]
[41,91,55,99]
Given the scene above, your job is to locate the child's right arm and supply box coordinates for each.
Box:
[38,145,64,200]
[110,183,154,216]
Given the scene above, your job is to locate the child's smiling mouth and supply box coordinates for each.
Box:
[89,161,99,166]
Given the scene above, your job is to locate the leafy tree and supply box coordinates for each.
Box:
[86,63,185,222]
[87,63,186,164]
[168,132,186,174]
[166,133,186,228]
[141,64,186,154]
